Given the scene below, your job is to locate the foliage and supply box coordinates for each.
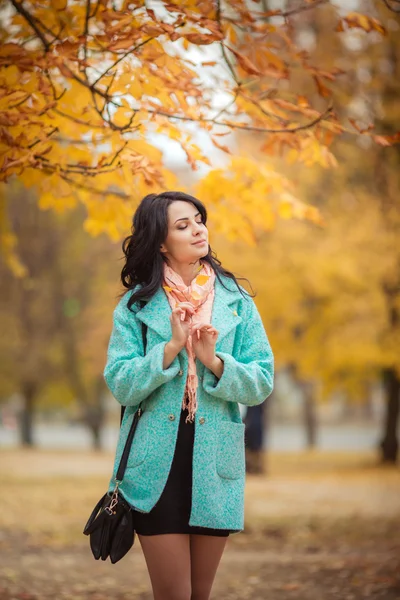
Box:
[0,0,398,267]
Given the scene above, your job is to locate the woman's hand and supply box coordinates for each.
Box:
[191,323,221,372]
[163,302,194,370]
[170,302,194,351]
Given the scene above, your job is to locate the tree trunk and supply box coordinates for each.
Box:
[302,381,317,448]
[85,375,107,451]
[89,423,102,451]
[19,381,37,446]
[244,402,267,474]
[380,368,400,463]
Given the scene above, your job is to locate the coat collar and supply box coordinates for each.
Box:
[136,275,243,342]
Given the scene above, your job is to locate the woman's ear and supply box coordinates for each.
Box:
[160,244,167,254]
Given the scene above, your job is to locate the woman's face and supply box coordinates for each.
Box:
[160,201,209,264]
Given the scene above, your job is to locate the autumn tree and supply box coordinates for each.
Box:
[1,0,399,453]
[215,0,400,461]
[2,1,396,253]
[0,181,120,448]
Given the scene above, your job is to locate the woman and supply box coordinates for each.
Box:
[104,191,274,600]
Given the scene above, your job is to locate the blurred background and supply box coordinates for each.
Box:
[0,0,399,599]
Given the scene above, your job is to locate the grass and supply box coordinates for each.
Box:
[0,447,398,547]
[0,448,399,599]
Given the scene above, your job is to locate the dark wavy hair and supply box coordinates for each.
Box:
[119,191,254,311]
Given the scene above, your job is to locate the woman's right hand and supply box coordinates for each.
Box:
[169,302,194,351]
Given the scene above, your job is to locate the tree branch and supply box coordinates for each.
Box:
[37,155,123,176]
[53,108,106,129]
[211,90,239,120]
[92,36,155,86]
[215,0,241,85]
[9,0,51,50]
[83,0,91,68]
[48,171,130,199]
[148,103,334,134]
[239,91,290,124]
[27,127,58,149]
[279,0,330,18]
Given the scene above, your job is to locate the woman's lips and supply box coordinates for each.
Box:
[192,239,207,246]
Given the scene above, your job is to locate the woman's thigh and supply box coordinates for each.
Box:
[190,534,228,600]
[138,533,191,600]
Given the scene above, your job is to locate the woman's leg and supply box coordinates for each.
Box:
[138,533,192,600]
[189,534,228,600]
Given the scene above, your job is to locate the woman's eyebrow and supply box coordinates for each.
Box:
[174,212,201,224]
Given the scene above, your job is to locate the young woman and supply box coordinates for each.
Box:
[104,191,274,600]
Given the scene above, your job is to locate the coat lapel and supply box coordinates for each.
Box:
[211,276,242,343]
[135,285,172,341]
[135,275,243,343]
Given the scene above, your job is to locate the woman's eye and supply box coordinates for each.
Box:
[177,220,203,230]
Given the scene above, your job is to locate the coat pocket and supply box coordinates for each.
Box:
[216,421,245,480]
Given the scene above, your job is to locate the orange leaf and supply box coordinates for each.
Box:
[349,118,374,134]
[313,76,331,98]
[226,46,263,76]
[108,39,134,51]
[211,137,232,154]
[195,274,209,286]
[185,33,222,45]
[373,133,400,146]
[336,13,386,35]
[297,95,310,108]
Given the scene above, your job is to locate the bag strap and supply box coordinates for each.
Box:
[115,402,143,482]
[119,300,147,426]
[115,300,147,484]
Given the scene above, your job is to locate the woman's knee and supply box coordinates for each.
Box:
[153,581,191,600]
[138,533,191,599]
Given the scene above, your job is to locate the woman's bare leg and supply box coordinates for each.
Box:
[189,535,228,600]
[138,533,191,600]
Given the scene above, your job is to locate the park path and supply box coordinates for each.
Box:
[1,531,399,600]
[0,449,399,599]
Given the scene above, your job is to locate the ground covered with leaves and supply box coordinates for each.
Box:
[0,449,399,599]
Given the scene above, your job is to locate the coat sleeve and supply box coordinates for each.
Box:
[103,300,180,407]
[202,297,274,406]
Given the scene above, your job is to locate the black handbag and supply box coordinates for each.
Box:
[83,307,147,564]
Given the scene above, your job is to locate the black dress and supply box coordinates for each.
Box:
[132,407,231,537]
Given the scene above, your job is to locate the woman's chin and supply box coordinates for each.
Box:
[185,245,208,261]
[195,247,209,259]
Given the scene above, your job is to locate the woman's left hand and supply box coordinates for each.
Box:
[191,323,218,369]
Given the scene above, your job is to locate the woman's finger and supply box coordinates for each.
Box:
[192,323,219,337]
[171,306,191,322]
[192,322,216,332]
[176,302,195,314]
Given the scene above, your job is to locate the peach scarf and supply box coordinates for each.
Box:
[163,261,216,423]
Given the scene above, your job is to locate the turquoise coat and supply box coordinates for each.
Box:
[104,275,274,532]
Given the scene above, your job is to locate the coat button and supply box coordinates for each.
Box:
[199,417,205,424]
[168,414,175,421]
[178,369,183,376]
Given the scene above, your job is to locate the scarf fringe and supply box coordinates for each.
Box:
[162,262,215,423]
[183,375,198,423]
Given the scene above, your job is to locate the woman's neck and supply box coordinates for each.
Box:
[165,258,202,286]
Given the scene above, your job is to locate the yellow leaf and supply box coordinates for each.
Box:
[191,290,202,300]
[196,274,209,286]
[51,0,67,10]
[39,192,57,210]
[278,200,293,219]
